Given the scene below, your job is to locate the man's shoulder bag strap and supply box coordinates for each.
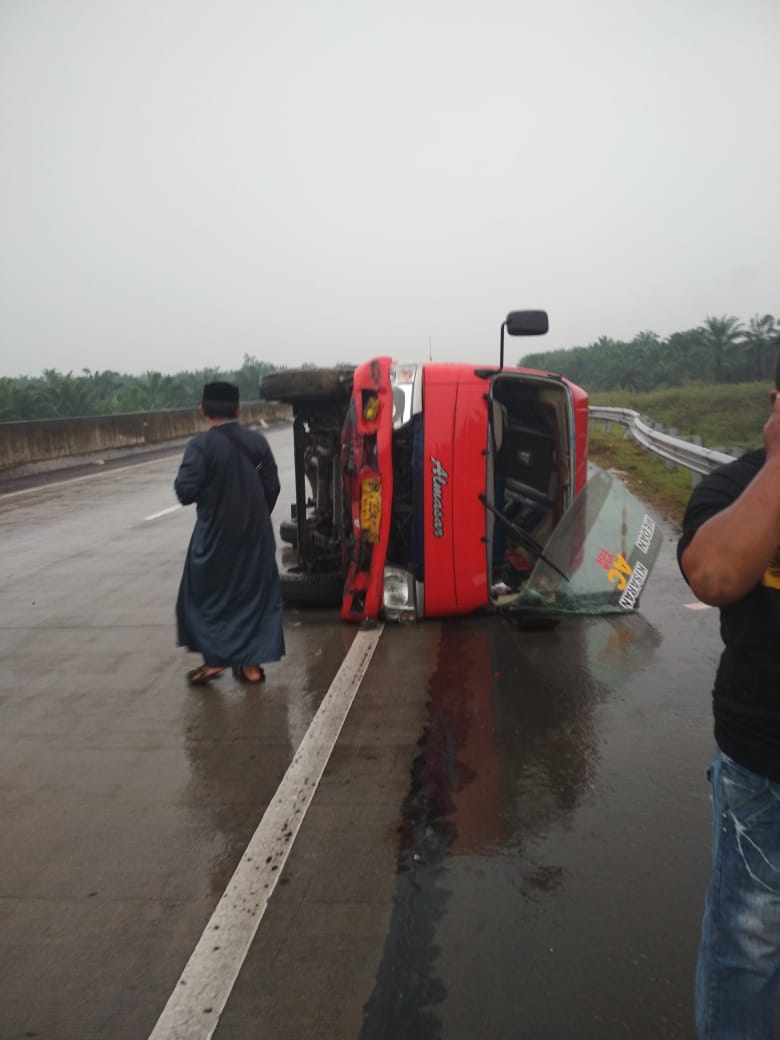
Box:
[212,423,264,473]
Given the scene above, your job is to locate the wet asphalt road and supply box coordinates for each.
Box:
[0,426,720,1039]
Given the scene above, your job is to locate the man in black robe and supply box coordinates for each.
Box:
[175,381,285,685]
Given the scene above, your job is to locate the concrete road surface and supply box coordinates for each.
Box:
[0,425,721,1039]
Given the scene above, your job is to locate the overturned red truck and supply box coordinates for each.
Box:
[260,310,660,622]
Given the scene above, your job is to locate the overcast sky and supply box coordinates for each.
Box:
[1,0,779,379]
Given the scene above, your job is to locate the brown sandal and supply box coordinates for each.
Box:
[187,666,224,686]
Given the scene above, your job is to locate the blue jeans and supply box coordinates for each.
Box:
[696,751,780,1039]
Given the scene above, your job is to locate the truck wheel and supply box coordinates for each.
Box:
[260,367,354,404]
[280,568,344,607]
[279,519,298,546]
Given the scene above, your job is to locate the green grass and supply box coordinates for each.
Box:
[587,381,771,526]
[587,424,698,526]
[589,381,769,451]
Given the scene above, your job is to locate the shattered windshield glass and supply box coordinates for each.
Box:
[513,468,664,615]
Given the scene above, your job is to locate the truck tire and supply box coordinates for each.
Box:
[260,367,354,404]
[279,519,298,546]
[280,567,344,607]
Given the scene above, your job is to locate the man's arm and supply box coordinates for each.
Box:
[174,439,206,505]
[258,440,281,512]
[681,395,780,605]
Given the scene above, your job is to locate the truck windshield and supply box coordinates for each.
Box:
[513,468,663,615]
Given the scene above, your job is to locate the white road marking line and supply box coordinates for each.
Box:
[144,505,182,521]
[0,455,177,500]
[147,623,385,1040]
[684,601,712,610]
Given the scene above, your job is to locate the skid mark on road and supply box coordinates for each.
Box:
[147,623,385,1040]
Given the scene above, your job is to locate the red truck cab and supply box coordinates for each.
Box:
[340,355,588,622]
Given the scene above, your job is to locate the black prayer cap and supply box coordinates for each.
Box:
[202,381,239,418]
[202,381,239,406]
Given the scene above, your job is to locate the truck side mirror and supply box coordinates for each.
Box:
[500,309,549,370]
[506,310,549,336]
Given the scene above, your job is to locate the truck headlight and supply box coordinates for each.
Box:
[382,566,417,621]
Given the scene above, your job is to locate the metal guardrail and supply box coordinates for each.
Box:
[589,406,739,476]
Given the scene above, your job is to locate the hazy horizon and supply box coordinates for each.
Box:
[2,1,779,380]
[0,305,775,382]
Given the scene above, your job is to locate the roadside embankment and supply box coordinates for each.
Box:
[0,401,292,480]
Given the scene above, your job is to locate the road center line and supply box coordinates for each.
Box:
[147,623,385,1040]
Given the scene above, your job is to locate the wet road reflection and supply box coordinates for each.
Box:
[182,613,356,897]
[361,604,705,1040]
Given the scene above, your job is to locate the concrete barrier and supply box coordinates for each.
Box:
[0,401,292,478]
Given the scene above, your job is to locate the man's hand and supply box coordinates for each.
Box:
[681,392,780,605]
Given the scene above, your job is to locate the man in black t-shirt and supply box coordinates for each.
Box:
[678,377,780,1039]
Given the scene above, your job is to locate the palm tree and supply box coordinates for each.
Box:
[0,377,41,420]
[234,353,277,402]
[32,369,99,418]
[81,369,128,413]
[741,313,778,382]
[699,315,744,383]
[628,331,664,391]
